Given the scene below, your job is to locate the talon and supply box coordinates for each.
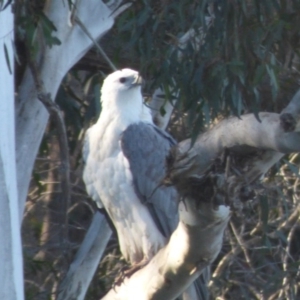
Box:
[112,259,149,287]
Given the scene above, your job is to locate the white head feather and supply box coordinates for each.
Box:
[100,68,152,124]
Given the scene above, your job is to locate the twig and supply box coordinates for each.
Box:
[278,204,300,231]
[28,57,71,256]
[230,221,255,273]
[279,219,299,299]
[210,236,260,280]
[74,16,117,72]
[227,279,262,299]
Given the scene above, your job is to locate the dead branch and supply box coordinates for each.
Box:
[28,57,71,250]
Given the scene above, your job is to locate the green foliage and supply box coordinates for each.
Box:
[38,12,61,48]
[15,0,61,57]
[114,0,300,134]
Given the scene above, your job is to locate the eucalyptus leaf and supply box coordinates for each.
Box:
[3,43,12,74]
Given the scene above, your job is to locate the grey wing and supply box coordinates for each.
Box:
[121,122,179,237]
[121,122,210,299]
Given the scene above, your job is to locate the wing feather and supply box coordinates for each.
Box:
[120,122,178,236]
[122,123,210,299]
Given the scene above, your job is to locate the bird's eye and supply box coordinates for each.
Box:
[119,77,126,83]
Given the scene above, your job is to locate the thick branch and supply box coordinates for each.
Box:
[170,113,300,182]
[103,202,230,300]
[57,212,112,300]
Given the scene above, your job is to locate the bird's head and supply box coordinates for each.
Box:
[100,69,152,123]
[101,68,143,99]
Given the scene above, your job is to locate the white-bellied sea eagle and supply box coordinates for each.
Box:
[83,68,208,299]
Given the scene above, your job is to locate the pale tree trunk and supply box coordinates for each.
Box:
[56,212,112,300]
[0,6,24,300]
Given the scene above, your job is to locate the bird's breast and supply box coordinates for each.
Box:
[83,117,166,263]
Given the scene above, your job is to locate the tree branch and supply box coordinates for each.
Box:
[28,57,71,250]
[103,201,230,300]
[170,113,300,185]
[74,16,117,72]
[56,211,112,300]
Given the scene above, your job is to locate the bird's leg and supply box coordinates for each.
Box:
[113,258,149,287]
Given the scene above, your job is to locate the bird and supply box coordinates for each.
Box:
[83,68,208,299]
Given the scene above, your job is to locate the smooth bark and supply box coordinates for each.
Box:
[56,212,112,300]
[171,112,300,182]
[102,203,230,300]
[0,7,24,300]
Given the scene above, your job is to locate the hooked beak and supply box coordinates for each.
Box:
[131,74,143,87]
